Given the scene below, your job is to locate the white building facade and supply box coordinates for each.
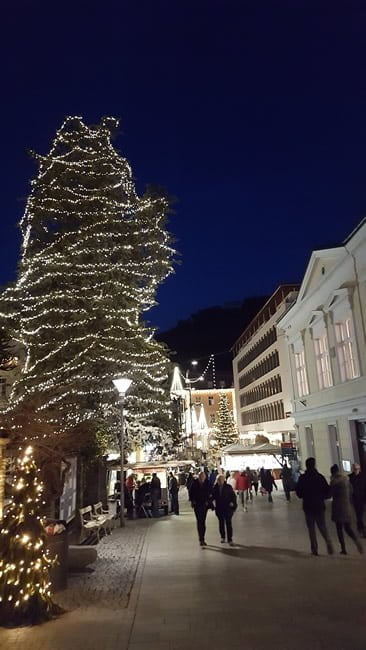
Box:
[232,285,299,447]
[278,220,366,477]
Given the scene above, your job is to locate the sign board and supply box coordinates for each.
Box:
[281,443,297,459]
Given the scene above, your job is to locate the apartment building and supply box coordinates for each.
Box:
[232,285,299,446]
[278,220,366,476]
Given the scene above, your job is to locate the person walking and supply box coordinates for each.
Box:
[262,469,277,503]
[227,471,237,490]
[349,463,366,537]
[212,474,237,545]
[330,464,363,555]
[251,470,259,495]
[280,462,292,502]
[189,471,212,547]
[150,472,161,518]
[259,467,266,495]
[186,472,194,492]
[169,472,179,515]
[296,457,334,556]
[208,469,217,488]
[236,471,247,509]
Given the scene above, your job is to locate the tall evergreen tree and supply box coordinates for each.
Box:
[215,393,238,449]
[1,116,175,452]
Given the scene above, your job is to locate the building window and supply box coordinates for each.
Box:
[314,335,333,389]
[335,318,360,382]
[209,414,216,424]
[208,396,214,406]
[0,378,6,398]
[294,349,309,397]
[195,396,201,404]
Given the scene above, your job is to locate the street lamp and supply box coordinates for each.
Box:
[112,377,132,528]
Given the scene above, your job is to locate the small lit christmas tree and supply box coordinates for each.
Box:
[216,394,238,450]
[0,446,61,626]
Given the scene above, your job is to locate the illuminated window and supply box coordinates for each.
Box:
[314,335,333,389]
[208,396,214,406]
[335,318,360,382]
[295,349,309,397]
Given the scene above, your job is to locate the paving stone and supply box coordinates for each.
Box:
[1,488,365,650]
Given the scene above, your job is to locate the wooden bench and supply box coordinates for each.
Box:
[93,502,114,533]
[79,505,106,542]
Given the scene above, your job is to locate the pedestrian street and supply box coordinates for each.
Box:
[1,487,365,650]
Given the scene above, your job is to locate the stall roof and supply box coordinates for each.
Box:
[222,442,282,456]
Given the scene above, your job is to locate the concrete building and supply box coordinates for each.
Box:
[232,285,299,447]
[278,220,366,476]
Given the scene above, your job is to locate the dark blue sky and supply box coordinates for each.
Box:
[2,1,366,331]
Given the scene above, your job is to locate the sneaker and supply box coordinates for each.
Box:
[311,551,319,556]
[340,550,347,555]
[200,541,207,547]
[220,538,225,543]
[228,541,234,547]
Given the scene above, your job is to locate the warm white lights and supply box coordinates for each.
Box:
[0,115,176,453]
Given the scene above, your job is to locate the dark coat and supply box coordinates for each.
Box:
[296,469,330,514]
[349,472,366,504]
[189,478,212,508]
[150,476,161,498]
[169,476,179,494]
[262,470,276,493]
[280,465,292,487]
[330,473,353,523]
[212,482,237,513]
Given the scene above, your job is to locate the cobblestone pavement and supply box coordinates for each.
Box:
[1,487,365,650]
[0,517,151,650]
[56,520,149,611]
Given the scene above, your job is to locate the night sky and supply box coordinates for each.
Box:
[2,1,366,331]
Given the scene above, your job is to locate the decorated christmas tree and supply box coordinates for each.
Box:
[0,116,175,453]
[0,447,61,626]
[215,393,238,450]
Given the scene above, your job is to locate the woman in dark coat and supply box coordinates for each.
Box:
[262,470,277,503]
[330,464,363,555]
[212,475,237,545]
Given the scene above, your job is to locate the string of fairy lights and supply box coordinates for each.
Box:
[0,116,176,445]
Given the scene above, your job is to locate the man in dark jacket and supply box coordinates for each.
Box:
[296,457,333,556]
[349,463,366,536]
[212,475,237,545]
[189,471,212,547]
[168,472,179,515]
[280,462,292,502]
[150,473,161,518]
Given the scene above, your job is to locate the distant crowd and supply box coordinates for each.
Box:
[184,461,366,555]
[115,460,366,556]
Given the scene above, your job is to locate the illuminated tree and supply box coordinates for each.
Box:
[0,116,175,451]
[216,393,238,449]
[0,447,61,626]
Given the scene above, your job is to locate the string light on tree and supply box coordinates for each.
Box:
[0,447,62,626]
[0,116,177,454]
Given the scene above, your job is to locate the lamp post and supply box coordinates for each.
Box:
[185,360,202,459]
[112,377,132,528]
[0,430,10,521]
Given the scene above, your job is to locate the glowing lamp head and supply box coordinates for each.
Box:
[112,377,132,395]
